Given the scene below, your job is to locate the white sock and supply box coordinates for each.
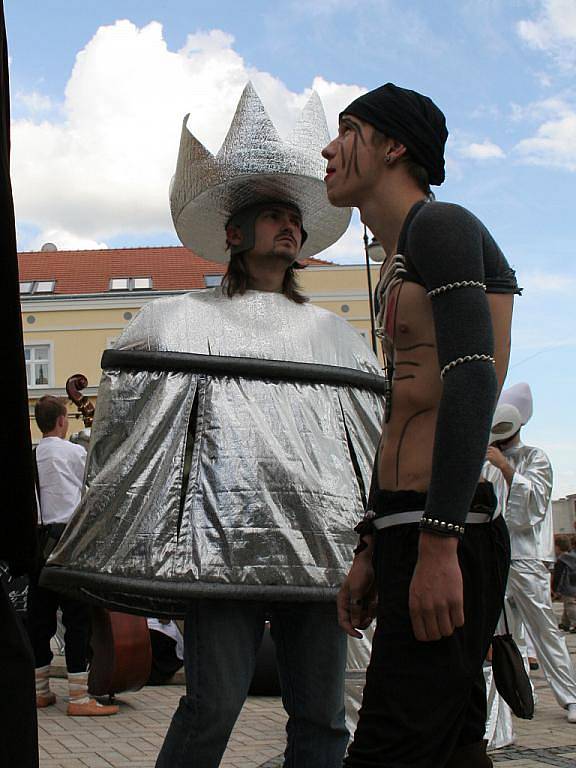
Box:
[67,671,90,705]
[35,665,51,698]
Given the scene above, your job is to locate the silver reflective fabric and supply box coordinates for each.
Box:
[507,561,576,708]
[48,289,384,612]
[171,82,351,263]
[483,664,515,750]
[484,442,554,560]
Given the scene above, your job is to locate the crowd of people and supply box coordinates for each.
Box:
[2,20,575,766]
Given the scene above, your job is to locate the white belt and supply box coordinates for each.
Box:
[372,510,492,530]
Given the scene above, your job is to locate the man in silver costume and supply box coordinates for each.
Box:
[486,383,576,724]
[43,84,384,767]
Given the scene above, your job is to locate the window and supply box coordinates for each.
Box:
[19,280,55,294]
[132,277,152,290]
[204,274,223,288]
[35,280,56,293]
[25,344,51,387]
[109,277,152,291]
[110,278,130,291]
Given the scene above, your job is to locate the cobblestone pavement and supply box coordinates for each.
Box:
[39,630,576,767]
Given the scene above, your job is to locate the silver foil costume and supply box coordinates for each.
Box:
[485,442,576,709]
[44,288,384,615]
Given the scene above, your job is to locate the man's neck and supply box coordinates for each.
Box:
[244,253,291,293]
[359,180,426,258]
[42,430,64,440]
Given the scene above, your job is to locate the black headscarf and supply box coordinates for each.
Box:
[340,83,448,186]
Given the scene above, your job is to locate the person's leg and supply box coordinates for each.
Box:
[270,601,348,768]
[507,561,576,709]
[27,574,59,705]
[345,517,509,768]
[59,595,118,716]
[156,600,265,768]
[59,594,91,673]
[564,596,576,630]
[26,575,58,669]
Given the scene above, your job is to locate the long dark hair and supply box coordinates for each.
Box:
[221,253,308,304]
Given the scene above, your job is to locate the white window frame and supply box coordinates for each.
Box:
[24,342,54,389]
[109,277,153,291]
[204,274,223,288]
[19,280,56,294]
[35,279,56,293]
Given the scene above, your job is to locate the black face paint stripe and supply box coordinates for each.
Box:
[396,343,436,352]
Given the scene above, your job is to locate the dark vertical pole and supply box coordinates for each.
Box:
[363,225,377,355]
[0,8,40,767]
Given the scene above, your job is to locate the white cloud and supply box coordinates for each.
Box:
[458,140,505,160]
[320,216,366,265]
[517,0,576,69]
[29,228,108,252]
[514,103,576,170]
[10,20,365,247]
[521,270,576,294]
[16,90,54,113]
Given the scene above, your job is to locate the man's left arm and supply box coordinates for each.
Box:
[407,204,500,641]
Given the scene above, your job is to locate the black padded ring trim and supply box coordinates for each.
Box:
[40,567,337,619]
[101,349,387,394]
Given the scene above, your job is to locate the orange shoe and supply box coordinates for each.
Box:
[36,692,56,708]
[66,698,119,717]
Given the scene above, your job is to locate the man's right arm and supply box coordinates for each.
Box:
[337,536,377,638]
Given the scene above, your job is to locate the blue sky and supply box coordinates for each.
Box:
[5,0,576,496]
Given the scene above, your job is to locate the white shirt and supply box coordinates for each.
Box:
[35,437,87,525]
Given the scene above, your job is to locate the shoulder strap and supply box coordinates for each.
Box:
[32,447,43,525]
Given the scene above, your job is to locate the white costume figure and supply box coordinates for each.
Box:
[485,383,576,724]
[44,84,383,766]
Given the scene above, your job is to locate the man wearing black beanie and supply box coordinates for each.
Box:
[323,83,521,767]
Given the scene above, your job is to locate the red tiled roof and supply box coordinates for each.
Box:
[17,246,331,295]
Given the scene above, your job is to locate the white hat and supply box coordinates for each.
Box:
[169,82,351,263]
[498,382,533,425]
[489,404,523,445]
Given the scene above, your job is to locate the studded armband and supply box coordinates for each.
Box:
[419,516,465,538]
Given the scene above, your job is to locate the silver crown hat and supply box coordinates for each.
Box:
[169,82,352,263]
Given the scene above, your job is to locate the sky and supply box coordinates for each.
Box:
[5,0,576,497]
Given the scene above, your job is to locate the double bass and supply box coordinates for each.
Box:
[66,373,152,699]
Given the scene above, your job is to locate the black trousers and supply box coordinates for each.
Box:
[0,580,38,768]
[27,573,91,673]
[345,514,510,768]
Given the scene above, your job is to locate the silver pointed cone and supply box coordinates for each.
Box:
[170,82,351,263]
[217,82,282,169]
[289,91,330,154]
[170,115,220,222]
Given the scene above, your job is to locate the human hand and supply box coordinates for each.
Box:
[409,533,464,642]
[486,446,508,471]
[337,553,377,639]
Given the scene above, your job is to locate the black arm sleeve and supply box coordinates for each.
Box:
[406,203,499,530]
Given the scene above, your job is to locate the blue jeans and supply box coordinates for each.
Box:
[155,599,348,768]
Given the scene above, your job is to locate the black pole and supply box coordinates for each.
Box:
[363,225,378,355]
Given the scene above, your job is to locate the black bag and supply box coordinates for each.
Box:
[36,523,66,564]
[491,632,534,719]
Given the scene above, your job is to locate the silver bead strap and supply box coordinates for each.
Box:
[420,516,465,536]
[440,354,495,380]
[427,281,486,298]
